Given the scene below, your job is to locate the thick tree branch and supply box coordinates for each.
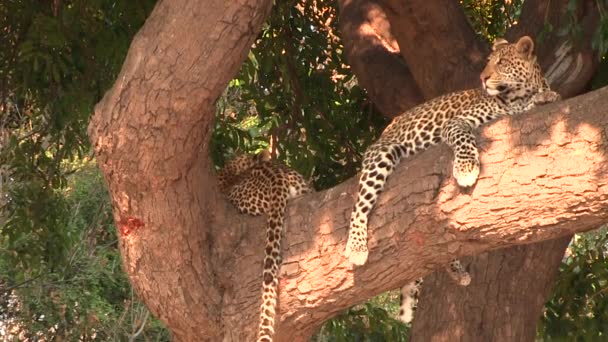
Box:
[88,0,273,340]
[224,87,608,340]
[338,0,423,117]
[378,0,488,98]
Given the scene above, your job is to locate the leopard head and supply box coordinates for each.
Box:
[217,150,271,191]
[480,36,545,97]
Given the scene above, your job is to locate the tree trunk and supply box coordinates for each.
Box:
[337,1,601,341]
[379,0,488,98]
[88,0,273,340]
[88,0,608,341]
[338,0,423,118]
[412,237,572,341]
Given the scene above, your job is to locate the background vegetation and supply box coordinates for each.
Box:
[1,0,607,340]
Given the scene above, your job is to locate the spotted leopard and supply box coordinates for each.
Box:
[346,36,560,322]
[218,151,312,342]
[345,36,560,267]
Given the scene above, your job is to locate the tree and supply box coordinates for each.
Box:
[86,0,608,341]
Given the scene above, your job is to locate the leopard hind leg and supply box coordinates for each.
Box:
[446,258,471,286]
[398,259,470,323]
[399,278,423,323]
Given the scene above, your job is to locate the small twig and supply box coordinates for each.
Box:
[1,273,46,294]
[129,309,150,342]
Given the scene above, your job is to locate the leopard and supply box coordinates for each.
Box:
[218,151,312,342]
[344,35,561,321]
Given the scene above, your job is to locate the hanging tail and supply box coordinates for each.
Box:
[257,203,286,342]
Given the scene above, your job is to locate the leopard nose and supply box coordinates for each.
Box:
[480,75,490,88]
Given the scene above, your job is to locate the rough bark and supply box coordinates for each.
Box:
[412,237,572,342]
[88,0,273,340]
[88,1,608,341]
[338,0,423,117]
[379,0,489,98]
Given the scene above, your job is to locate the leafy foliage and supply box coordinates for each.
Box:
[1,164,169,340]
[539,228,608,340]
[0,0,164,340]
[313,292,409,342]
[211,0,386,190]
[460,0,524,40]
[0,0,157,272]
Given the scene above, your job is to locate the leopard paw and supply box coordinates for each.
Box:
[533,90,561,105]
[344,238,369,266]
[458,273,472,286]
[453,158,480,187]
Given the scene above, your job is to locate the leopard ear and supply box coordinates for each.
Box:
[515,36,534,59]
[492,38,509,51]
[257,149,272,162]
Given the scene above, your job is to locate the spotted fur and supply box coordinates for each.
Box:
[218,152,312,342]
[345,36,560,266]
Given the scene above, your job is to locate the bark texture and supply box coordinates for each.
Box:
[379,0,488,98]
[88,0,273,340]
[338,0,423,117]
[412,237,572,342]
[88,0,608,341]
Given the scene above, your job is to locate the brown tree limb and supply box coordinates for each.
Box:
[338,0,423,117]
[378,0,488,98]
[87,0,273,340]
[412,237,572,341]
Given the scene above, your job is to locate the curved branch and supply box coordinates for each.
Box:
[338,0,423,117]
[88,0,273,340]
[379,0,488,97]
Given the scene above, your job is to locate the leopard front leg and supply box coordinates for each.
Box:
[525,90,561,110]
[442,120,480,187]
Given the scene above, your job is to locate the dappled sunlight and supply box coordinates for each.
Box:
[441,94,608,253]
